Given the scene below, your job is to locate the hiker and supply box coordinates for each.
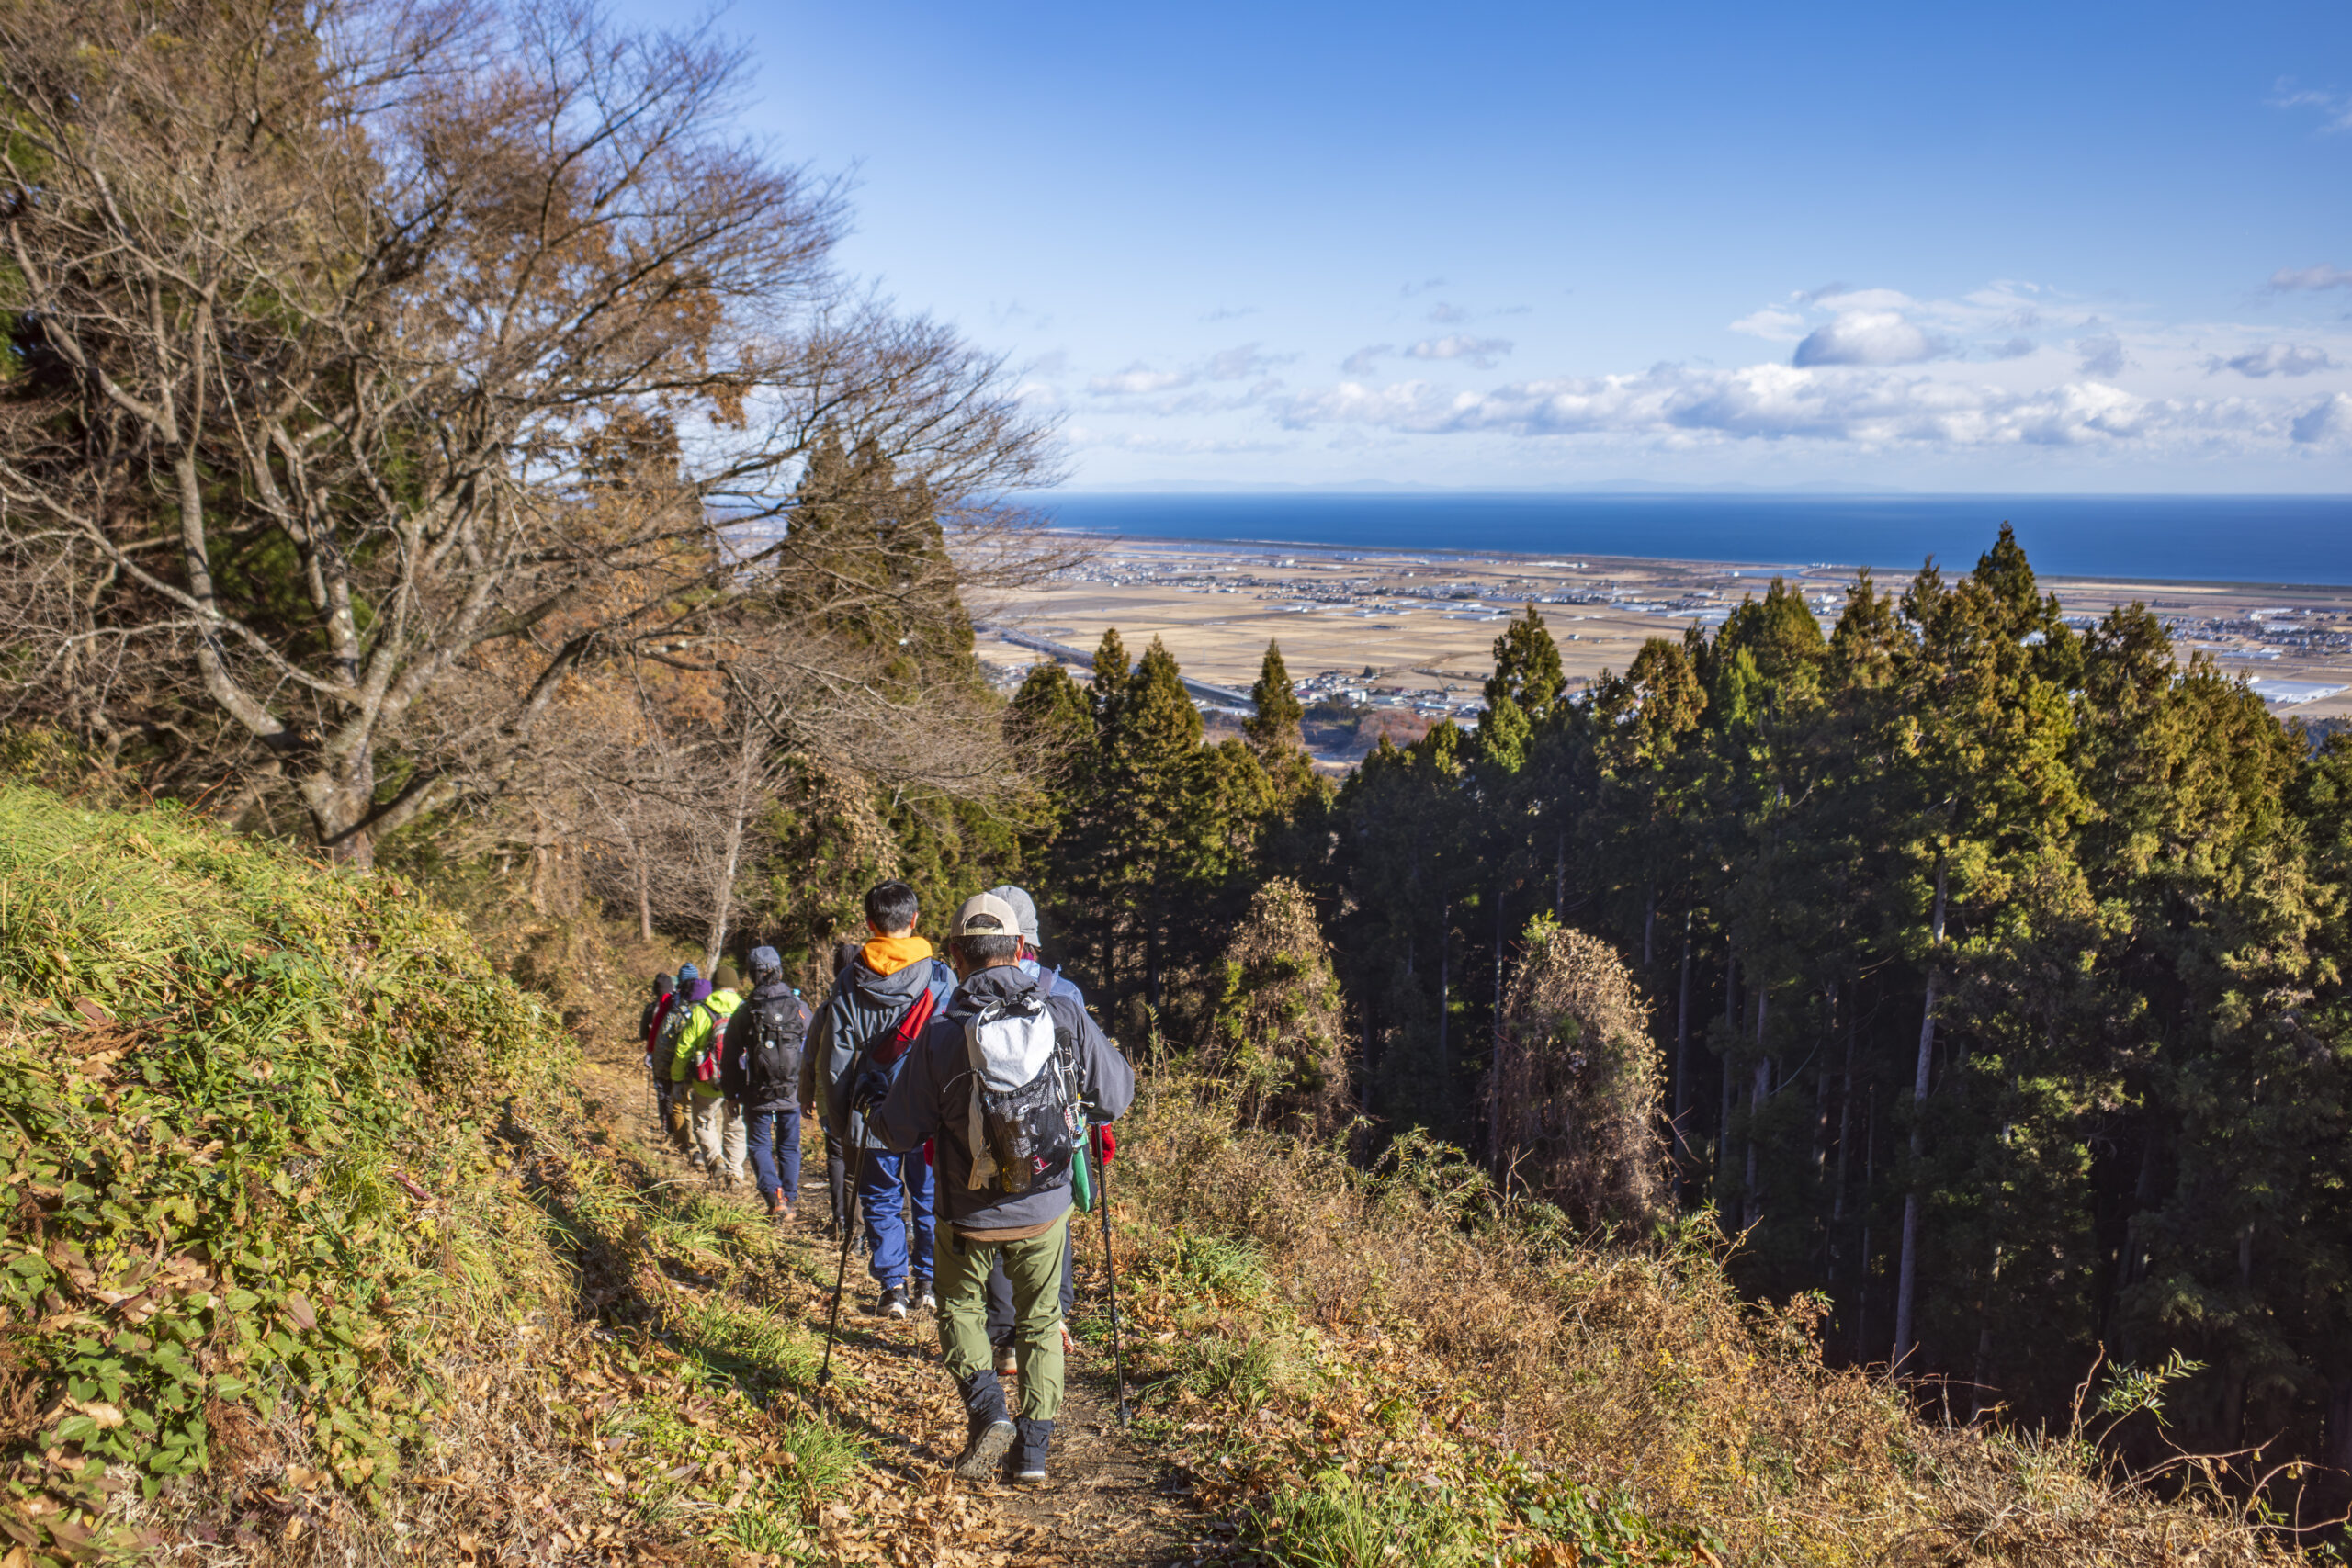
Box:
[649,962,704,1152]
[811,883,952,1318]
[673,962,745,1184]
[642,970,675,1134]
[979,886,1085,1376]
[722,945,810,1222]
[807,939,867,1245]
[856,891,1136,1486]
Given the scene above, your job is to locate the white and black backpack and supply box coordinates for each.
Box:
[963,993,1081,1195]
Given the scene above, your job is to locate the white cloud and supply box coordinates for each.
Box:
[1341,344,1394,375]
[1405,334,1513,368]
[2269,264,2352,292]
[1792,310,1942,367]
[2075,330,2127,379]
[1806,287,1917,313]
[1274,360,2318,453]
[2208,343,2335,378]
[1990,337,2037,360]
[1088,364,1194,396]
[2272,80,2352,132]
[1400,276,1449,297]
[1201,304,1259,322]
[1065,425,1292,456]
[1206,343,1292,380]
[1427,302,1468,323]
[2292,393,2352,444]
[1731,305,1807,343]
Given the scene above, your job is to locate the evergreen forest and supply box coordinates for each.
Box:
[1012,525,2352,1478]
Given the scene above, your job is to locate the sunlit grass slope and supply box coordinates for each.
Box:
[0,785,869,1565]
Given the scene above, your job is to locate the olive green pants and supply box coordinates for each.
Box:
[939,1210,1069,1422]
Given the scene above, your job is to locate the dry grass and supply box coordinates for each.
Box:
[1492,917,1669,1227]
[1115,1081,2301,1566]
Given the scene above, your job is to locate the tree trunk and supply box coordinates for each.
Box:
[705,820,743,969]
[1672,914,1694,1194]
[1717,948,1737,1183]
[637,852,655,945]
[1744,989,1770,1228]
[1436,900,1451,1075]
[1554,832,1565,915]
[1858,1087,1876,1362]
[1894,853,1949,1372]
[1642,880,1656,966]
[1832,998,1857,1224]
[1489,890,1505,1170]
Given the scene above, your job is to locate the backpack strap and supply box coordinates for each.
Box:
[867,986,939,1071]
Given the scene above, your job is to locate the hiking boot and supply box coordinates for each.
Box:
[764,1192,791,1224]
[993,1342,1018,1377]
[912,1279,937,1314]
[954,1417,1016,1483]
[874,1285,909,1320]
[1008,1417,1053,1485]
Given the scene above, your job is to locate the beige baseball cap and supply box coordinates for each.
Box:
[951,891,1023,937]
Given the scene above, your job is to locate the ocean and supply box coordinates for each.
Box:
[1041,492,2352,587]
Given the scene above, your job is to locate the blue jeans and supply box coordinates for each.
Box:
[744,1103,802,1204]
[857,1148,935,1290]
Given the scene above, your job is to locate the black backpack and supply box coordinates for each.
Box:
[650,998,695,1078]
[739,994,810,1101]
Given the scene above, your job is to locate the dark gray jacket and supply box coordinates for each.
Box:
[804,951,955,1152]
[866,964,1135,1233]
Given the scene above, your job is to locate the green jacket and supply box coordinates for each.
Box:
[670,988,742,1095]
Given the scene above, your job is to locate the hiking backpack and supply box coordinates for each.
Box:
[650,998,695,1079]
[740,994,810,1100]
[963,992,1083,1195]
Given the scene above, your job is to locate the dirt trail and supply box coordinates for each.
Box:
[576,1037,1197,1566]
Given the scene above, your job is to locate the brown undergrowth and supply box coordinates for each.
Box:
[1106,1079,2306,1566]
[0,782,1150,1566]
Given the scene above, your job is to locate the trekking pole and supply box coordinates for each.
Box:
[817,1128,872,1391]
[1092,1122,1130,1427]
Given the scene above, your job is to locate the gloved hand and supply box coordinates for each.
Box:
[851,1068,891,1112]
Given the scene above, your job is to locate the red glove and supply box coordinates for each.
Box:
[1096,1125,1115,1164]
[922,1137,934,1168]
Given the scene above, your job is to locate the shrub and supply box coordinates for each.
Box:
[1204,877,1353,1134]
[1490,915,1668,1229]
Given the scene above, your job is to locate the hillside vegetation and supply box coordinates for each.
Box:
[0,783,2311,1565]
[0,783,914,1565]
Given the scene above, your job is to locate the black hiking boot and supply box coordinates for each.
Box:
[1008,1417,1052,1485]
[955,1416,1017,1482]
[873,1284,909,1320]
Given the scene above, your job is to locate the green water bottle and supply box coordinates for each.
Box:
[1070,1121,1096,1213]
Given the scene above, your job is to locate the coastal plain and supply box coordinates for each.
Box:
[974,536,2352,761]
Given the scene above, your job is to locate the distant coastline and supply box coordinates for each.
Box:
[1038,491,2352,588]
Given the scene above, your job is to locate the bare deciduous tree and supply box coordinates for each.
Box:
[0,0,1058,865]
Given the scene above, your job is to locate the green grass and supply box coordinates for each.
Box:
[1245,1468,1497,1568]
[0,784,573,1557]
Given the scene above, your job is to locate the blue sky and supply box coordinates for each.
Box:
[632,0,2352,491]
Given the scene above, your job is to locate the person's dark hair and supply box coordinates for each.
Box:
[865,880,919,933]
[831,938,863,977]
[955,932,1021,966]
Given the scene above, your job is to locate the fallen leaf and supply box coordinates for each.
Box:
[284,1293,317,1330]
[74,998,112,1024]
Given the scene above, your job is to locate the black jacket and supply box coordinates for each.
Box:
[866,964,1135,1232]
